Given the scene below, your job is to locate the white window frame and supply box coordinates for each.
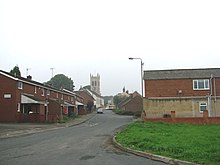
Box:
[18,81,23,89]
[193,79,209,90]
[46,90,50,96]
[34,86,37,94]
[199,102,207,112]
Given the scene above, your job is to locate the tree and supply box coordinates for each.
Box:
[47,74,75,91]
[10,65,21,77]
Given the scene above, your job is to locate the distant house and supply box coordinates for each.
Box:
[118,91,143,115]
[0,70,83,123]
[104,96,115,110]
[85,89,104,108]
[75,89,95,113]
[143,68,220,118]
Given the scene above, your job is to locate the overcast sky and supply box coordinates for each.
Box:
[0,0,219,96]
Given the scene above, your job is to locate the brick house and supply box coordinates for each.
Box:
[118,91,143,115]
[0,70,84,123]
[143,68,220,118]
[75,89,95,113]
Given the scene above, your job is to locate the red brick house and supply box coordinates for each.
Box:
[75,89,95,113]
[0,70,84,123]
[118,91,143,115]
[143,68,220,118]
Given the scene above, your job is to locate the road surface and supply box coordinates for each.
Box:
[0,110,165,165]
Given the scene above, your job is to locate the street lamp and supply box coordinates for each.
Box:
[128,57,144,98]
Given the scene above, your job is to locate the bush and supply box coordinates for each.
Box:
[59,114,76,123]
[113,109,141,117]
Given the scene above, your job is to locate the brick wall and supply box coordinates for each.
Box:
[0,75,17,122]
[144,110,220,124]
[124,96,143,113]
[145,79,213,98]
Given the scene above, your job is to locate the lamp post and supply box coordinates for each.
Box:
[129,57,145,121]
[128,57,144,98]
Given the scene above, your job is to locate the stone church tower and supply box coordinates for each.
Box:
[90,74,101,95]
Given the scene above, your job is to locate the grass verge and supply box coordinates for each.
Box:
[116,122,220,165]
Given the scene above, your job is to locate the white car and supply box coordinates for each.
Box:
[97,108,104,114]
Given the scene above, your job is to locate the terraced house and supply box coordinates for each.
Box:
[143,68,220,118]
[0,70,84,123]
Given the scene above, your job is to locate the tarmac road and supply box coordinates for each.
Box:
[0,110,165,165]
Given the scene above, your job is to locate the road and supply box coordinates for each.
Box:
[0,111,165,165]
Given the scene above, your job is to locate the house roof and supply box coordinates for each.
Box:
[118,91,141,108]
[144,68,220,80]
[75,90,95,101]
[21,94,45,104]
[0,70,76,96]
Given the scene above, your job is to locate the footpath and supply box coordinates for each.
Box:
[0,112,96,139]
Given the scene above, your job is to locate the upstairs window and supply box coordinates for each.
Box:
[46,90,50,96]
[34,86,37,94]
[193,79,209,90]
[18,82,23,89]
[41,89,45,96]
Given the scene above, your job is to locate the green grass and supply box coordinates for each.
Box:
[116,122,220,165]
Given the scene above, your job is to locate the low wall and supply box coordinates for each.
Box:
[144,110,220,124]
[17,113,59,123]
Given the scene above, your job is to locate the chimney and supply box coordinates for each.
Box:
[27,75,32,80]
[123,87,125,93]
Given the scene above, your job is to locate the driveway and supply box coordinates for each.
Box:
[0,110,165,165]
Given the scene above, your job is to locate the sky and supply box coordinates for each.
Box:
[0,0,219,96]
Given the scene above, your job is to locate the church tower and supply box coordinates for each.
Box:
[90,74,101,95]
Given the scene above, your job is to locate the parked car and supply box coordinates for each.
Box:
[97,108,104,114]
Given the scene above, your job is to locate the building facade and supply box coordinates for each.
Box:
[143,68,220,118]
[118,91,143,115]
[0,70,84,123]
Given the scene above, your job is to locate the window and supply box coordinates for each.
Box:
[199,102,207,112]
[57,92,59,98]
[18,82,23,89]
[17,103,20,112]
[41,89,45,96]
[34,86,37,94]
[193,79,209,90]
[46,90,50,96]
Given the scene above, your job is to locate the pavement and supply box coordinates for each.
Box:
[0,112,96,139]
